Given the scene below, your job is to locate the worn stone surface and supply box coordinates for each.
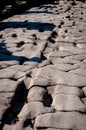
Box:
[35,112,86,130]
[53,85,84,97]
[52,94,86,112]
[18,102,53,120]
[0,0,86,130]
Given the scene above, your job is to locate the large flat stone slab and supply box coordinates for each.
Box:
[52,94,86,112]
[53,85,83,97]
[36,66,86,87]
[35,112,86,130]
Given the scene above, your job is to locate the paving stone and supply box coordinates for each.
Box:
[0,79,17,92]
[0,61,19,69]
[67,54,86,61]
[75,62,86,68]
[27,87,46,102]
[0,0,86,130]
[69,68,86,77]
[49,50,72,58]
[35,112,86,130]
[38,66,86,87]
[38,59,51,68]
[18,102,53,120]
[77,43,86,49]
[59,46,86,54]
[53,85,83,97]
[28,76,55,88]
[7,64,33,72]
[13,44,41,59]
[0,92,14,106]
[0,67,25,80]
[51,57,80,65]
[51,63,79,72]
[52,94,86,112]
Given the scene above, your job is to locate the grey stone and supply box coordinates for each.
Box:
[28,76,55,88]
[0,61,19,69]
[49,51,72,58]
[75,62,86,68]
[38,59,51,68]
[18,102,53,120]
[7,64,33,72]
[59,46,86,54]
[53,85,83,97]
[0,92,14,106]
[77,43,86,49]
[27,87,46,102]
[51,63,79,72]
[0,79,17,92]
[67,54,86,61]
[69,68,86,77]
[35,112,86,130]
[37,66,86,87]
[0,67,25,80]
[51,57,80,65]
[52,94,86,112]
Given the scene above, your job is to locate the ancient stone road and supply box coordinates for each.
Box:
[0,0,86,130]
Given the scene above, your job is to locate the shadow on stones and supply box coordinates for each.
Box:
[0,21,55,31]
[0,81,28,130]
[0,0,56,20]
[0,42,48,63]
[23,118,34,128]
[43,92,52,107]
[0,22,55,63]
[0,42,29,64]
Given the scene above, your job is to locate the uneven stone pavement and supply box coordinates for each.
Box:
[0,0,86,130]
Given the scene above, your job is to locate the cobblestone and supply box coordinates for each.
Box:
[0,0,86,129]
[35,112,86,130]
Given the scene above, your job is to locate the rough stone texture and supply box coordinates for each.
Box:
[36,66,86,87]
[52,94,86,112]
[35,112,86,130]
[27,87,47,102]
[53,85,84,97]
[18,102,53,120]
[0,0,86,130]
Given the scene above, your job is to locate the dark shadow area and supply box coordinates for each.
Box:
[0,21,55,31]
[0,21,55,63]
[43,92,52,107]
[0,42,47,63]
[0,42,29,64]
[23,118,34,128]
[0,81,28,130]
[0,0,56,21]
